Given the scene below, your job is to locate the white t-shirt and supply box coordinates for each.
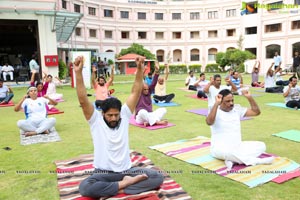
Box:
[283,85,300,103]
[274,72,283,82]
[88,104,132,172]
[207,85,231,108]
[46,82,57,96]
[22,97,49,120]
[155,79,167,96]
[264,75,275,88]
[196,80,209,91]
[0,85,9,98]
[210,105,247,158]
[29,59,40,72]
[185,76,197,86]
[1,65,14,72]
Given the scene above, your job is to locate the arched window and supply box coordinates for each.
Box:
[105,50,114,52]
[266,44,280,58]
[156,50,164,62]
[190,49,200,61]
[208,48,218,61]
[292,42,300,54]
[173,49,182,62]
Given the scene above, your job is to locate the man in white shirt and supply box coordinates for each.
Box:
[74,56,163,198]
[265,63,283,93]
[194,73,209,98]
[29,55,40,82]
[283,76,300,109]
[203,74,237,111]
[206,89,274,171]
[273,51,282,72]
[2,63,14,81]
[185,70,197,91]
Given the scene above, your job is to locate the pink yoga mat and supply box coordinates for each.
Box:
[272,169,300,184]
[55,99,65,102]
[186,108,252,120]
[48,109,64,115]
[0,101,14,107]
[129,116,175,130]
[186,94,208,101]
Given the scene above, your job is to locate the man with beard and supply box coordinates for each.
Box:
[135,61,168,126]
[283,76,300,109]
[92,64,114,109]
[74,56,163,199]
[206,89,274,171]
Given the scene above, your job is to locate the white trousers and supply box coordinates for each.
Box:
[3,72,13,81]
[135,108,167,126]
[17,117,56,134]
[211,141,267,166]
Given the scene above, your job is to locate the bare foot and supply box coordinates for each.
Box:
[143,122,149,127]
[156,120,168,126]
[41,130,49,134]
[120,174,148,187]
[25,131,37,137]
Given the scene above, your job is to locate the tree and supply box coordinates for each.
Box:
[216,49,255,72]
[118,43,156,60]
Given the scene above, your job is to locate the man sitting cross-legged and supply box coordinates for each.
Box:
[135,61,168,126]
[206,89,274,171]
[153,63,175,103]
[74,56,163,199]
[283,76,300,109]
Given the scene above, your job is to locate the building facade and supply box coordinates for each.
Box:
[56,0,300,73]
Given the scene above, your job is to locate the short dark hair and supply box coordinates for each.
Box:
[219,89,232,100]
[101,98,122,113]
[289,76,297,82]
[213,74,221,80]
[200,73,205,77]
[47,74,53,78]
[35,82,43,87]
[189,70,194,74]
[97,75,106,83]
[148,72,152,76]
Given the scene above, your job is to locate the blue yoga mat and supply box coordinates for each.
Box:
[272,130,300,142]
[266,102,299,110]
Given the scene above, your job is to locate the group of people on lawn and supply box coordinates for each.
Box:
[2,54,300,199]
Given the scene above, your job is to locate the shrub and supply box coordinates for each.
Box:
[205,64,220,73]
[58,59,67,79]
[189,64,202,73]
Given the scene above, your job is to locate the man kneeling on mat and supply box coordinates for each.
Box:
[206,89,274,171]
[74,56,163,198]
[14,86,57,137]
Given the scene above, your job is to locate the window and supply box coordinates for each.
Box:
[157,55,163,62]
[104,9,113,18]
[208,11,218,19]
[266,44,280,58]
[208,30,218,38]
[155,32,164,39]
[138,12,146,20]
[89,29,96,38]
[292,20,300,29]
[105,31,113,39]
[190,49,200,61]
[172,32,182,39]
[156,50,164,62]
[227,29,236,37]
[74,4,80,13]
[190,12,200,20]
[295,0,300,5]
[265,23,282,32]
[120,11,129,19]
[245,27,257,34]
[75,27,81,36]
[155,13,163,20]
[88,7,96,16]
[121,31,129,39]
[190,31,200,39]
[172,13,181,20]
[208,48,217,61]
[267,1,283,11]
[62,0,67,9]
[226,9,236,17]
[138,32,147,39]
[245,48,257,56]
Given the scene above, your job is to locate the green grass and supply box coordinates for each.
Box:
[0,73,299,199]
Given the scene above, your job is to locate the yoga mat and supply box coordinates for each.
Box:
[272,130,300,142]
[272,169,300,184]
[55,151,192,200]
[0,101,14,107]
[178,87,195,93]
[149,136,300,188]
[20,128,61,145]
[186,108,252,121]
[129,117,175,130]
[186,94,208,101]
[55,98,65,103]
[48,109,64,115]
[152,99,180,107]
[266,102,299,110]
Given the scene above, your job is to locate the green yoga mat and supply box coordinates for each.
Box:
[272,130,300,142]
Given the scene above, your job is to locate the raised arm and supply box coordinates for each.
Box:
[30,70,36,86]
[206,94,222,125]
[126,57,145,113]
[267,63,274,76]
[164,64,169,81]
[44,95,58,106]
[241,90,260,117]
[14,94,28,112]
[203,77,213,93]
[106,65,115,86]
[225,77,238,92]
[74,56,94,120]
[252,61,258,73]
[91,65,97,87]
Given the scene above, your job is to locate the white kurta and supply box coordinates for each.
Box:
[210,105,267,166]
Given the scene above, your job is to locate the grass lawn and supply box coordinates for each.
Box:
[0,73,299,199]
